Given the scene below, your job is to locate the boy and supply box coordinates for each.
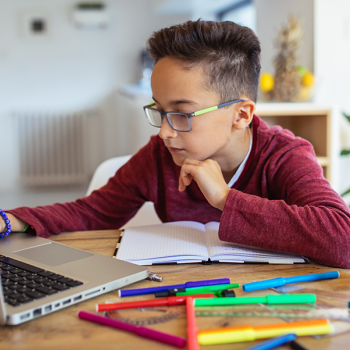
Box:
[1,20,350,268]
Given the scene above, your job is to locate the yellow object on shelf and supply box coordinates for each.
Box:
[260,73,274,92]
[302,72,314,87]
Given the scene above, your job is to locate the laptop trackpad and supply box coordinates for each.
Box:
[13,243,93,266]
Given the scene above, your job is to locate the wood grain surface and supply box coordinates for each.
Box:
[1,229,350,350]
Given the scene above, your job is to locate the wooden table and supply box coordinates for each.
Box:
[1,229,350,350]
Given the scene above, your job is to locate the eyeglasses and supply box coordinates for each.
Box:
[143,99,245,132]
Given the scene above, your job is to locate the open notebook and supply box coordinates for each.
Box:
[114,221,308,265]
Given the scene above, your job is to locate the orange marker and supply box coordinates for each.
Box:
[96,293,214,312]
[186,296,199,350]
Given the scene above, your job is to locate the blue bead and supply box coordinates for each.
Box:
[0,209,11,238]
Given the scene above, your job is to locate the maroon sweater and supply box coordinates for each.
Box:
[8,115,350,268]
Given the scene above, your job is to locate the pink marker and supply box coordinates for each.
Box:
[78,311,186,348]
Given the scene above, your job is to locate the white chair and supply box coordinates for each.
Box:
[86,155,161,228]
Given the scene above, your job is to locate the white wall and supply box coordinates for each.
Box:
[0,0,188,191]
[255,0,314,76]
[220,3,256,33]
[314,0,350,197]
[314,0,350,111]
[157,0,245,21]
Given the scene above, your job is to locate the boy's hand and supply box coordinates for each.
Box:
[179,158,231,211]
[0,215,6,232]
[0,213,26,233]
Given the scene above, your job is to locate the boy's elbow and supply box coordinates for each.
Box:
[312,242,350,269]
[312,257,350,269]
[313,216,350,269]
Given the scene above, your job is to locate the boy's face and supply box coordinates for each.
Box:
[151,57,252,167]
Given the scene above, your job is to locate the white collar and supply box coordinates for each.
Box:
[227,127,253,188]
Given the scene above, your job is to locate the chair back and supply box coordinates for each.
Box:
[86,155,161,228]
[86,155,132,196]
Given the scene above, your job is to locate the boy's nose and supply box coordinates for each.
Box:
[158,116,177,140]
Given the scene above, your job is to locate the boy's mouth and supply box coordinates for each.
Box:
[167,147,184,153]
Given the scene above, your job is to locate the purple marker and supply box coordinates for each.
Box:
[78,311,186,348]
[119,278,230,297]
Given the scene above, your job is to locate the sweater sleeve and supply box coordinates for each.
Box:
[219,140,350,268]
[6,138,160,238]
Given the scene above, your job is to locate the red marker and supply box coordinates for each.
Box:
[96,293,214,312]
[186,296,199,350]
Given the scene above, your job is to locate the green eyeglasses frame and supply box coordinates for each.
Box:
[143,98,245,132]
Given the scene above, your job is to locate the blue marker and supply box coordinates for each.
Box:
[119,278,230,297]
[242,271,339,292]
[242,333,297,350]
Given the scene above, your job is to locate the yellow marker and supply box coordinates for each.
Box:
[197,319,333,345]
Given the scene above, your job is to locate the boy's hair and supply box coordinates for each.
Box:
[147,19,261,103]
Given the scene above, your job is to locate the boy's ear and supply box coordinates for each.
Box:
[233,100,255,130]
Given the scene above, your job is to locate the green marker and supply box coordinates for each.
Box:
[194,294,316,306]
[175,283,239,296]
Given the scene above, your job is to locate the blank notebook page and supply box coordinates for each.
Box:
[205,222,305,262]
[116,221,209,262]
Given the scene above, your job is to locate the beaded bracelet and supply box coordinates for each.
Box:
[0,209,12,238]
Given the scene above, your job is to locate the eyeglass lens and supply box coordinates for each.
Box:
[145,109,191,131]
[145,108,162,127]
[167,113,190,131]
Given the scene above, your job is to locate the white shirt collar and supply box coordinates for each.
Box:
[227,127,253,188]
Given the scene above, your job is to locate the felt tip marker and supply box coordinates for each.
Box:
[197,319,332,345]
[155,283,239,298]
[242,271,340,292]
[194,294,316,307]
[186,297,199,350]
[78,311,186,348]
[96,294,214,312]
[119,278,230,297]
[175,283,239,297]
[241,333,297,350]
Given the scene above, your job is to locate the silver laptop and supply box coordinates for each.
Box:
[0,232,148,325]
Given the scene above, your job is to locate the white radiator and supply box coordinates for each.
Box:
[17,111,90,187]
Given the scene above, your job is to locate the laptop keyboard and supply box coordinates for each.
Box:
[0,255,83,307]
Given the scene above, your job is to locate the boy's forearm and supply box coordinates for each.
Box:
[0,213,26,232]
[219,189,350,268]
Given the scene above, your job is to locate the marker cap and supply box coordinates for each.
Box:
[265,294,316,304]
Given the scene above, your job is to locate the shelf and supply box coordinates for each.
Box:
[316,157,329,167]
[254,103,333,184]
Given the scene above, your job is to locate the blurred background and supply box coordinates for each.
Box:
[1,0,350,210]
